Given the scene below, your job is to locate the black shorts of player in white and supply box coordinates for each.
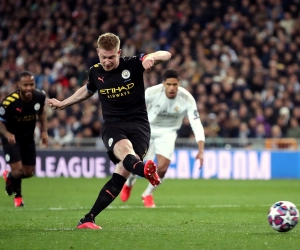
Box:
[1,137,36,165]
[101,121,150,164]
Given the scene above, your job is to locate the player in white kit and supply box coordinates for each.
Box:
[120,69,205,207]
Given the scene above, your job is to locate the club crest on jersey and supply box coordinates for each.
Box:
[108,138,113,147]
[121,70,130,79]
[0,107,5,115]
[5,154,10,162]
[34,103,40,111]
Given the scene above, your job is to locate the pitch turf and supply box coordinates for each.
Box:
[0,178,299,250]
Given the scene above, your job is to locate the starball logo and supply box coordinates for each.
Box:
[99,83,134,98]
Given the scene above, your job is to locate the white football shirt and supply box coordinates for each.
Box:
[145,84,205,142]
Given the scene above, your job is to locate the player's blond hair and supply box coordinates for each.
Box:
[97,33,120,51]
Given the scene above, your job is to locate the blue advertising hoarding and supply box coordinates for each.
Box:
[0,149,299,179]
[166,150,300,179]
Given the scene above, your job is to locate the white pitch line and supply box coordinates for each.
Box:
[44,228,75,231]
[1,204,299,211]
[47,204,285,210]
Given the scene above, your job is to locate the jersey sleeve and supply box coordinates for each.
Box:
[86,66,98,94]
[186,95,205,142]
[36,89,46,115]
[134,54,147,71]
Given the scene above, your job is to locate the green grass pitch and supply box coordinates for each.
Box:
[0,177,299,250]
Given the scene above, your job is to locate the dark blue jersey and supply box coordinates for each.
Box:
[0,89,46,140]
[86,54,149,124]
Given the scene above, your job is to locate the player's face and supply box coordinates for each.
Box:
[97,48,121,71]
[163,78,180,99]
[18,75,35,101]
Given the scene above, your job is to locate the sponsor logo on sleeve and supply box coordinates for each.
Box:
[194,110,199,119]
[0,107,5,115]
[108,138,113,147]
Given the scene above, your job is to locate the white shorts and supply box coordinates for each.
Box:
[144,131,177,161]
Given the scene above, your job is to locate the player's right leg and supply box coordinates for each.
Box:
[2,170,13,196]
[103,123,161,186]
[3,161,24,207]
[123,130,161,187]
[1,141,25,207]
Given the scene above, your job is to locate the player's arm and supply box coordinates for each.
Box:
[47,85,93,110]
[0,121,15,145]
[197,140,205,165]
[38,106,48,146]
[142,51,172,70]
[186,101,205,168]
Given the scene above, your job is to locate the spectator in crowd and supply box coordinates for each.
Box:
[287,118,300,138]
[0,0,300,149]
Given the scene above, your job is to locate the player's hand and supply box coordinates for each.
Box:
[5,132,15,145]
[196,151,204,169]
[41,131,48,147]
[142,57,155,70]
[47,98,63,110]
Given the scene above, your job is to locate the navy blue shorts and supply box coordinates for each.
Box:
[101,121,150,164]
[1,138,36,165]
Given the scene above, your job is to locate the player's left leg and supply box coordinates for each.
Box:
[77,162,130,229]
[13,165,35,207]
[12,140,37,207]
[142,154,170,207]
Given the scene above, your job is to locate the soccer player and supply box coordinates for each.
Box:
[47,32,171,229]
[120,69,205,207]
[0,71,48,207]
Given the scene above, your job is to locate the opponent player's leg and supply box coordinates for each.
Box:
[120,173,136,202]
[77,162,130,229]
[142,132,176,207]
[142,154,170,207]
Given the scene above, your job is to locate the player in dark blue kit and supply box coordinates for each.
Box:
[48,32,171,229]
[0,71,48,207]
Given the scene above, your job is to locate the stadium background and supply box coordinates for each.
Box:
[1,0,300,178]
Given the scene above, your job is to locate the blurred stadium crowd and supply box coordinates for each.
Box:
[1,0,300,148]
